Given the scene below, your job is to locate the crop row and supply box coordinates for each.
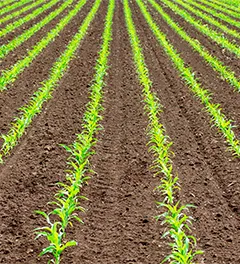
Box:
[147,0,240,93]
[124,0,203,263]
[198,0,240,17]
[0,0,17,9]
[0,0,60,38]
[172,0,240,40]
[0,0,74,59]
[139,0,240,157]
[0,0,90,163]
[35,0,114,263]
[0,0,46,25]
[161,0,240,58]
[183,0,240,30]
[0,0,33,17]
[0,0,86,92]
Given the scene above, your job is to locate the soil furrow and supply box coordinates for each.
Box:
[0,0,77,68]
[132,2,240,263]
[172,1,240,41]
[0,2,105,262]
[62,1,170,263]
[0,0,92,140]
[145,0,240,137]
[0,0,63,46]
[0,1,239,264]
[155,1,240,75]
[0,0,48,27]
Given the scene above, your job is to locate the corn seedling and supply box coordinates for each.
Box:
[138,0,240,156]
[0,0,74,60]
[184,0,240,29]
[0,0,86,91]
[0,0,33,17]
[173,0,240,40]
[0,0,18,9]
[0,0,101,164]
[124,0,203,263]
[0,0,60,38]
[0,0,46,25]
[35,0,114,262]
[161,0,240,58]
[198,0,240,18]
[148,0,240,93]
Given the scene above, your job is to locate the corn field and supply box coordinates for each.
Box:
[0,0,239,263]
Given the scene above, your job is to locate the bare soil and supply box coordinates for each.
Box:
[0,1,239,263]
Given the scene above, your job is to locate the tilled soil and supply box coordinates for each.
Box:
[132,1,240,263]
[0,1,240,264]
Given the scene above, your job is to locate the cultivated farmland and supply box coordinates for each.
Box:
[0,0,239,263]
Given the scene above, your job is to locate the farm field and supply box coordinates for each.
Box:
[0,0,239,263]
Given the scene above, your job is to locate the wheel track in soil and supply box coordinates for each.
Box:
[145,0,240,139]
[62,1,170,263]
[0,0,92,139]
[131,1,240,263]
[0,1,105,262]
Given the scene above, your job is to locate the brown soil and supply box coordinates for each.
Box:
[0,0,92,137]
[145,0,240,137]
[156,1,240,76]
[0,0,51,27]
[0,0,63,46]
[0,1,240,264]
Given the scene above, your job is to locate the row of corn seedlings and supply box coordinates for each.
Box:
[0,0,86,91]
[0,0,101,164]
[137,0,240,157]
[0,0,18,9]
[0,0,46,25]
[198,0,240,17]
[172,0,240,40]
[147,0,240,93]
[0,0,60,37]
[183,0,240,29]
[161,0,240,58]
[0,0,74,60]
[124,0,203,263]
[35,0,114,263]
[0,0,33,17]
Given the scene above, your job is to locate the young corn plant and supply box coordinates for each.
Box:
[0,0,101,164]
[138,0,240,156]
[35,0,114,263]
[0,0,18,9]
[0,0,46,25]
[183,0,240,29]
[148,0,240,93]
[0,0,74,59]
[0,0,86,91]
[161,0,240,58]
[198,0,240,18]
[0,0,33,17]
[124,0,203,263]
[0,0,60,37]
[173,0,240,40]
